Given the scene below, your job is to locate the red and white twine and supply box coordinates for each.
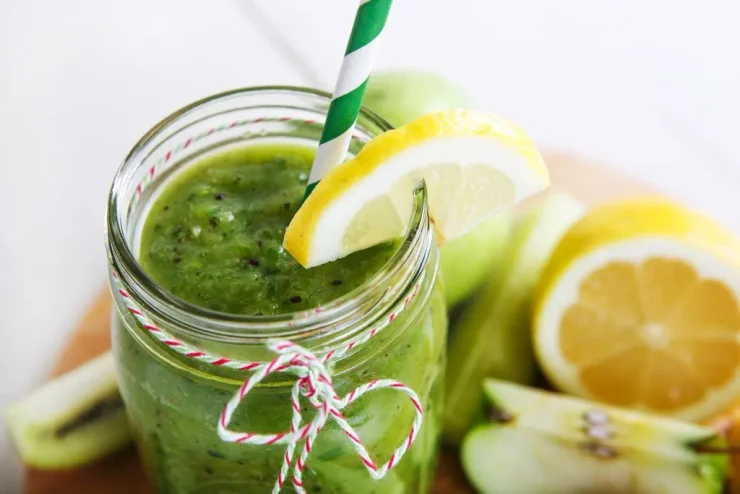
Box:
[112,272,423,493]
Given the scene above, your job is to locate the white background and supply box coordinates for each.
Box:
[1,0,739,490]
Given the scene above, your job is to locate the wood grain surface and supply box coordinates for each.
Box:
[24,153,654,494]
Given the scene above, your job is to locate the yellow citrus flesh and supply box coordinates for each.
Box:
[283,109,549,268]
[534,197,740,420]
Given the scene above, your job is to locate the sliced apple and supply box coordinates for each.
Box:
[461,379,728,494]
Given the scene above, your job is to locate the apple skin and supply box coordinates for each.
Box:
[438,215,512,307]
[363,69,472,128]
[363,69,510,307]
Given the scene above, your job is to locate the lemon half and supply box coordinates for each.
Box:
[534,197,740,420]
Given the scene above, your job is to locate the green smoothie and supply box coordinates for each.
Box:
[113,143,446,493]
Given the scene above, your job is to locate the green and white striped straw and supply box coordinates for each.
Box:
[304,0,393,199]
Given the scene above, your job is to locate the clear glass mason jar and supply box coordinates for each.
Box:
[105,87,448,493]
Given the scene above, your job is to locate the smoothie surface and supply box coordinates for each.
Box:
[139,143,397,315]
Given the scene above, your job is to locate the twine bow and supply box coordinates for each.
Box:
[112,272,423,493]
[218,339,423,494]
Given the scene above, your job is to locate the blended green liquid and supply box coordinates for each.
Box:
[114,144,446,493]
[138,144,397,314]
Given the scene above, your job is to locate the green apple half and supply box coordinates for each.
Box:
[363,69,472,128]
[462,379,729,494]
[363,69,511,307]
[443,190,586,443]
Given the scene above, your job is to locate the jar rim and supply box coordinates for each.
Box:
[105,85,434,346]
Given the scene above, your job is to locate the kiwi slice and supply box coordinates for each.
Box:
[461,379,728,494]
[4,351,131,469]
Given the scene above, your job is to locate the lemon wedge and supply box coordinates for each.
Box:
[533,197,740,421]
[284,109,550,268]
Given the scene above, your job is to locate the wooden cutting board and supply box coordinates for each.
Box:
[24,152,658,494]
